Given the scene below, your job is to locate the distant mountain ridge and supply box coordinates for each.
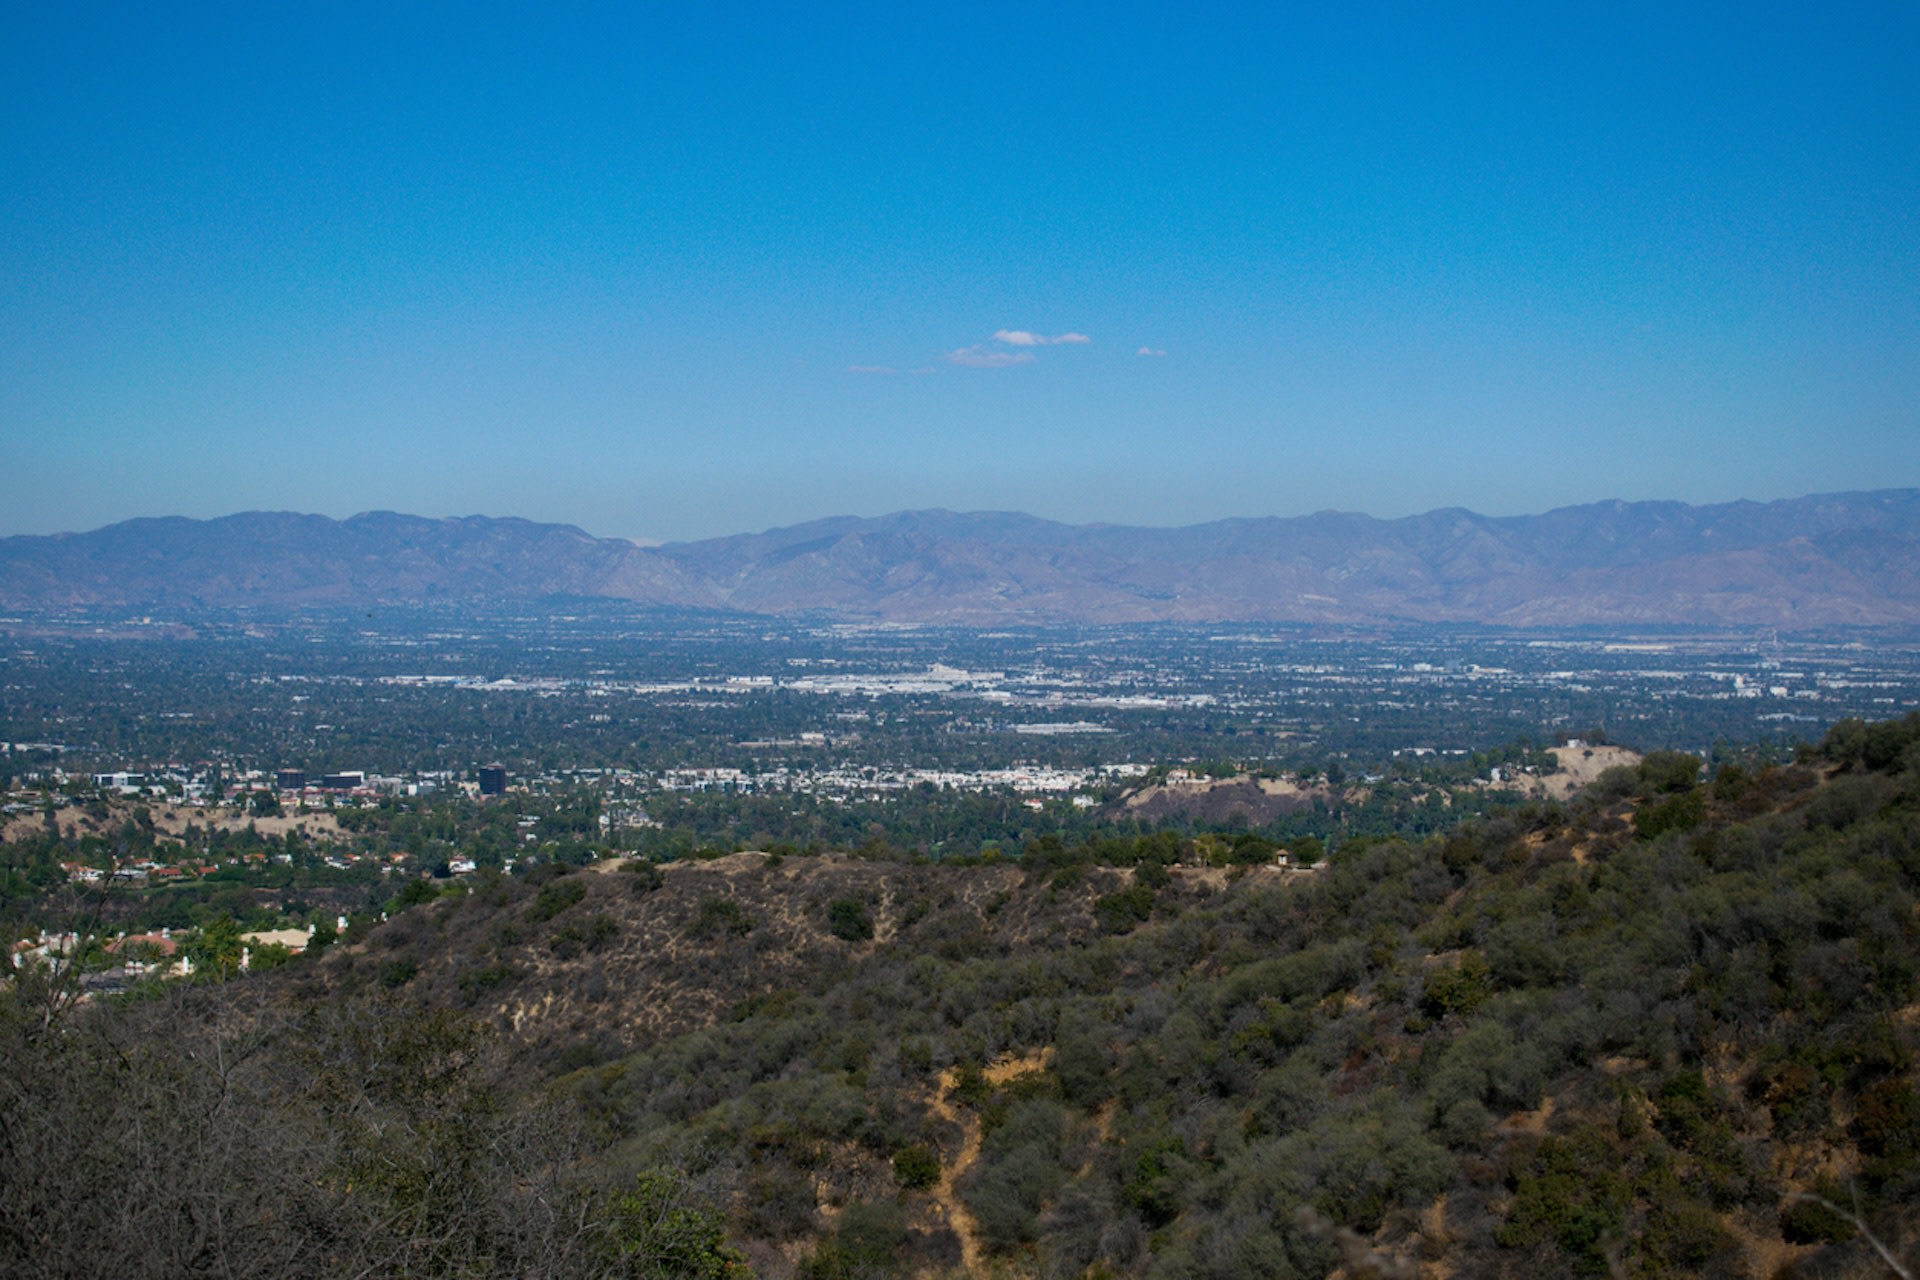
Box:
[4,490,1920,627]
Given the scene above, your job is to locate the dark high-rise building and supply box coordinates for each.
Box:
[276,769,306,791]
[479,764,507,796]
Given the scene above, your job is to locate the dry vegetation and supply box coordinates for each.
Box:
[7,716,1920,1278]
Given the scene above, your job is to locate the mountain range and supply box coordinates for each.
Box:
[4,490,1920,627]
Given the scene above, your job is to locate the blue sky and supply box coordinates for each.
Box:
[3,3,1915,541]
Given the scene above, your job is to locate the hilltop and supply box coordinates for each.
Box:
[5,489,1920,626]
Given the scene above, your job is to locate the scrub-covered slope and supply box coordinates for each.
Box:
[318,716,1920,1278]
[6,715,1919,1278]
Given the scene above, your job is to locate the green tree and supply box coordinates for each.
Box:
[601,1170,751,1279]
[186,916,245,981]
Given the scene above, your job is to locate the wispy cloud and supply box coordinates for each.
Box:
[993,329,1092,347]
[1136,346,1166,357]
[947,345,1036,368]
[847,365,897,375]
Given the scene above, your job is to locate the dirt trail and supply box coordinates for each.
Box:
[925,1050,1053,1275]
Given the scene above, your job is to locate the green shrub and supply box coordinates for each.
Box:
[1054,1023,1114,1106]
[1589,764,1641,800]
[1638,751,1702,794]
[456,961,514,1003]
[952,1061,991,1108]
[550,913,618,959]
[1094,883,1155,934]
[623,860,664,894]
[960,1098,1072,1252]
[1497,1128,1630,1271]
[1779,1193,1855,1245]
[1710,763,1751,802]
[1421,950,1491,1018]
[1863,713,1920,771]
[1134,857,1171,888]
[1122,1140,1188,1227]
[826,897,874,942]
[377,956,418,988]
[1640,1198,1730,1270]
[799,1200,908,1279]
[553,1041,605,1074]
[691,897,755,939]
[1635,789,1705,840]
[525,877,587,924]
[892,1144,941,1190]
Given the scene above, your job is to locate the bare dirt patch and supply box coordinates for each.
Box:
[3,800,345,844]
[1117,772,1330,826]
[178,809,346,840]
[1509,745,1643,801]
[667,850,771,875]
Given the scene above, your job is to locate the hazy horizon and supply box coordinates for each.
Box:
[8,484,1920,546]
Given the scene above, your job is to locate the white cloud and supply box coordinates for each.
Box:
[1136,346,1166,357]
[947,346,1036,368]
[992,330,1092,347]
